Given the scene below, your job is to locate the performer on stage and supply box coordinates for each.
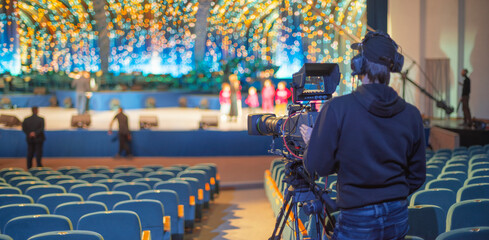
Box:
[245,86,260,113]
[22,107,45,169]
[219,82,231,121]
[109,107,133,158]
[262,79,275,113]
[459,69,472,127]
[275,81,291,116]
[71,71,91,115]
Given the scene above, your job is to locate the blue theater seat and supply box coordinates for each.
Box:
[137,190,184,240]
[0,168,25,178]
[66,170,95,179]
[57,180,89,192]
[69,184,109,200]
[470,168,489,178]
[27,230,103,240]
[44,175,75,185]
[161,167,183,176]
[57,166,81,175]
[86,166,110,174]
[0,203,49,233]
[134,177,162,189]
[154,180,195,231]
[469,162,489,173]
[0,194,33,207]
[79,174,110,183]
[3,172,32,183]
[114,165,137,173]
[34,171,63,181]
[456,183,489,202]
[407,205,445,240]
[0,186,21,195]
[37,193,84,213]
[410,188,456,215]
[28,167,53,176]
[128,168,153,177]
[87,191,132,210]
[464,176,489,186]
[54,201,107,227]
[145,171,175,181]
[114,199,168,240]
[113,172,143,182]
[94,179,125,191]
[177,177,203,221]
[25,185,66,202]
[426,178,463,193]
[143,165,164,172]
[113,182,151,199]
[77,210,141,240]
[16,181,50,194]
[4,214,72,240]
[8,176,41,186]
[177,170,210,209]
[97,169,124,179]
[436,226,489,240]
[446,199,489,231]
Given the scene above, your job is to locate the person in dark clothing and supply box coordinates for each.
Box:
[22,107,45,169]
[459,69,472,126]
[109,107,132,158]
[300,32,426,240]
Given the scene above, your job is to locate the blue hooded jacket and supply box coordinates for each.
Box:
[303,83,426,209]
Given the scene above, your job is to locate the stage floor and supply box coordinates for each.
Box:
[0,107,254,131]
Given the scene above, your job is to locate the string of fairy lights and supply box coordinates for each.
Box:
[0,0,366,93]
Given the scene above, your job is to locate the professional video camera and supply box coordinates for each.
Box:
[248,63,341,240]
[248,63,340,158]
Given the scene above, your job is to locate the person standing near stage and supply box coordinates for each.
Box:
[459,69,472,127]
[275,81,292,116]
[22,107,45,169]
[109,107,133,158]
[301,32,426,239]
[71,71,91,115]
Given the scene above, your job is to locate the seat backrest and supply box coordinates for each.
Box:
[66,170,95,179]
[436,226,489,240]
[113,165,137,173]
[133,178,162,189]
[456,183,489,202]
[34,171,63,181]
[469,162,489,172]
[142,165,164,172]
[87,191,132,210]
[28,167,53,176]
[0,168,25,178]
[426,178,463,193]
[77,210,141,240]
[94,179,125,191]
[469,157,489,165]
[114,199,164,240]
[8,176,40,186]
[86,166,110,174]
[426,165,441,177]
[410,188,455,215]
[177,177,201,203]
[3,172,32,182]
[162,167,182,176]
[442,164,468,174]
[79,174,110,184]
[97,169,124,179]
[27,230,103,240]
[145,171,175,181]
[57,180,89,192]
[54,201,107,227]
[0,203,49,233]
[136,190,181,235]
[470,168,489,178]
[0,187,21,195]
[438,171,467,183]
[446,199,489,231]
[407,205,445,240]
[113,182,150,199]
[4,214,72,240]
[464,176,489,186]
[44,175,75,185]
[69,184,109,200]
[37,193,84,213]
[25,185,66,202]
[113,173,143,182]
[16,181,50,194]
[57,166,81,175]
[0,194,33,207]
[128,168,152,177]
[154,180,192,220]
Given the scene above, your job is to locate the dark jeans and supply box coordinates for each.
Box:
[332,200,409,240]
[119,133,132,155]
[27,141,44,169]
[461,96,472,125]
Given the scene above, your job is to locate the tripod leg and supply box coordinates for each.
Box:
[270,190,293,240]
[294,204,301,240]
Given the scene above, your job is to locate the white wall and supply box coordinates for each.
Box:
[388,0,489,119]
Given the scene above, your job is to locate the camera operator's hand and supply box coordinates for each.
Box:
[300,124,313,145]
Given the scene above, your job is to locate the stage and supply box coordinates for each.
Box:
[431,119,489,148]
[0,107,277,158]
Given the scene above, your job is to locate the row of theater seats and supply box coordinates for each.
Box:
[264,144,489,240]
[0,163,220,240]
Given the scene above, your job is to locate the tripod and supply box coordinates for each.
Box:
[269,161,337,240]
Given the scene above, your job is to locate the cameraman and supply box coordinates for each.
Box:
[301,32,426,239]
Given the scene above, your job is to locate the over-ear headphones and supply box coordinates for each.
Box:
[351,31,404,75]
